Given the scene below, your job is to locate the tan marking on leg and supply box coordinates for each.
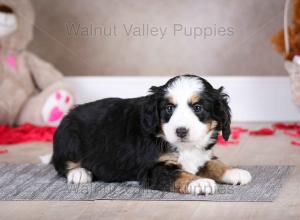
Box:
[158,153,179,165]
[66,161,81,170]
[197,160,231,183]
[172,171,199,193]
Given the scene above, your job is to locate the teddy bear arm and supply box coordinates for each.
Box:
[25,52,64,90]
[21,52,75,126]
[17,82,75,126]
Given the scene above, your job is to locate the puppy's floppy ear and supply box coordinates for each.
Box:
[149,86,161,94]
[215,87,231,141]
[141,87,161,135]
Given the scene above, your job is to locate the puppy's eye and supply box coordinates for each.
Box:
[193,104,203,113]
[165,104,175,114]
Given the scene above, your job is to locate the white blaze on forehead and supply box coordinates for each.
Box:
[166,76,203,103]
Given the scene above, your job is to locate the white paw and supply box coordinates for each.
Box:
[222,168,252,185]
[187,178,217,195]
[42,90,74,126]
[67,168,92,184]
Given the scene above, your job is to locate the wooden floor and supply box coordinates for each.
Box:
[0,123,299,220]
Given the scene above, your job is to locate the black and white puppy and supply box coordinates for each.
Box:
[52,75,251,195]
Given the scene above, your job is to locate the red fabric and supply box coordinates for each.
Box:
[272,123,300,146]
[284,130,300,138]
[231,127,248,133]
[273,123,300,130]
[216,126,247,146]
[249,128,275,136]
[231,127,248,140]
[217,134,240,146]
[291,141,300,147]
[0,149,8,154]
[0,124,57,145]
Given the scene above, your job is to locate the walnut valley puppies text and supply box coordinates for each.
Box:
[65,23,234,39]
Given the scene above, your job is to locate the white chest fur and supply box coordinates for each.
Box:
[178,147,211,174]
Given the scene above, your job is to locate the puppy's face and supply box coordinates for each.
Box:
[149,75,231,148]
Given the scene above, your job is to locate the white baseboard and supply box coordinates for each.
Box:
[65,76,300,122]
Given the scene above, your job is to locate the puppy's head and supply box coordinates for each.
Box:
[144,75,231,148]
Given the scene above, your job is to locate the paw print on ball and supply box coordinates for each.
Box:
[42,90,74,126]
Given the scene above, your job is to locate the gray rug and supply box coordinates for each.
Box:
[0,163,294,202]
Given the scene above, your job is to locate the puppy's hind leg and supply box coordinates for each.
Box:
[66,162,92,184]
[52,117,90,182]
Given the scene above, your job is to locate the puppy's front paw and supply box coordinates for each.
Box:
[187,178,217,195]
[222,168,252,185]
[67,168,92,184]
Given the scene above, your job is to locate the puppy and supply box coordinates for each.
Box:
[52,75,251,195]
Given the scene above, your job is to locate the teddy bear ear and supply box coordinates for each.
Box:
[293,0,300,24]
[271,30,286,54]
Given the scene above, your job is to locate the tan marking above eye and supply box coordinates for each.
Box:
[190,94,200,104]
[0,5,14,13]
[167,96,177,105]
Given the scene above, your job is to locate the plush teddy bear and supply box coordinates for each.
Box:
[271,0,300,60]
[0,0,75,126]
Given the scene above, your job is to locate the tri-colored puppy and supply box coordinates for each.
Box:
[52,75,251,195]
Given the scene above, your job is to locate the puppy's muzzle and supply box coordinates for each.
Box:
[176,127,189,138]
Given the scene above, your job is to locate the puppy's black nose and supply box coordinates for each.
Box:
[176,127,188,138]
